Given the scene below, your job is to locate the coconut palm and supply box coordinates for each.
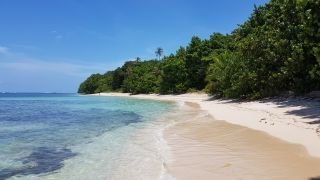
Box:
[155,47,163,61]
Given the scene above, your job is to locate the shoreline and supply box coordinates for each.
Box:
[164,102,320,179]
[92,92,320,158]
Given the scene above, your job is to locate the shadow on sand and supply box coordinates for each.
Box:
[310,177,320,180]
[205,96,320,125]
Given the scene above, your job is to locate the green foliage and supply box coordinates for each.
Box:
[79,0,320,99]
[206,0,320,98]
[78,74,103,94]
[160,49,189,94]
[78,71,116,94]
[111,67,124,91]
[185,36,210,90]
[122,60,161,94]
[97,71,114,92]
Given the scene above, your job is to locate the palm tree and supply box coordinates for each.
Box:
[155,47,163,61]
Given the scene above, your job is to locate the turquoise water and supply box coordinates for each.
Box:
[0,93,175,179]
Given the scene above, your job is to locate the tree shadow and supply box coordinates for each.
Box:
[267,98,320,125]
[205,95,251,103]
[205,96,320,125]
[310,177,320,180]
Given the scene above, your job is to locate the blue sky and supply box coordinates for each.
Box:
[0,0,268,92]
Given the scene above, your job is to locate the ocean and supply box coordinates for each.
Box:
[0,93,175,180]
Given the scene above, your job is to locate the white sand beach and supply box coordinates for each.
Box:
[93,93,320,179]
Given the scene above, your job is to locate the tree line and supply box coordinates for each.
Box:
[78,0,320,99]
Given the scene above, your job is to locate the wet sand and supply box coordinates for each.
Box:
[165,103,320,180]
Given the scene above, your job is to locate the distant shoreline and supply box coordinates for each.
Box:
[91,92,320,158]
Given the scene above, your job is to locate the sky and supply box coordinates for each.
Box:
[0,0,269,93]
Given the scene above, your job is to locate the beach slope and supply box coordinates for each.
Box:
[93,93,320,179]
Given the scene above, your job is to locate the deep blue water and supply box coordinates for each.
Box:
[0,93,173,179]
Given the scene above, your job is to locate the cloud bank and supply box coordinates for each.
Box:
[0,47,113,92]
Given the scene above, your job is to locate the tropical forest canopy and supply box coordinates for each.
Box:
[78,0,320,99]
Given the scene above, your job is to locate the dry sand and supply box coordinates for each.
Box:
[165,102,320,180]
[92,93,320,179]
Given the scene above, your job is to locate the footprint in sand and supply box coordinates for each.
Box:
[259,118,266,123]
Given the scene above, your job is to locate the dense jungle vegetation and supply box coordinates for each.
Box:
[79,0,320,99]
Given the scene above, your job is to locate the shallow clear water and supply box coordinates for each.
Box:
[0,93,174,179]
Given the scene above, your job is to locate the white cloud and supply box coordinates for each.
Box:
[0,58,113,92]
[0,46,9,55]
[0,58,109,78]
[0,48,113,77]
[0,47,118,92]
